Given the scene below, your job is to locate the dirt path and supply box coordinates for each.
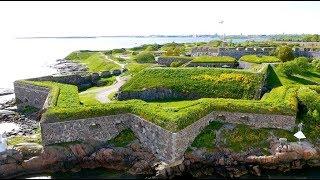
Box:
[95,76,128,103]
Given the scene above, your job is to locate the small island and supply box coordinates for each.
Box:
[1,40,320,179]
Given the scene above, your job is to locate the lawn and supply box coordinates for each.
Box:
[240,55,281,64]
[192,56,236,63]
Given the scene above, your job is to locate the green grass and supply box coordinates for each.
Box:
[222,124,295,152]
[107,92,116,101]
[44,87,298,132]
[191,121,224,149]
[120,67,264,100]
[97,76,117,86]
[107,128,136,147]
[124,63,155,76]
[275,65,320,86]
[7,133,42,146]
[66,51,121,73]
[192,56,236,63]
[240,55,281,64]
[79,93,102,106]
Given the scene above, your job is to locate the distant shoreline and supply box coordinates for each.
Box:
[15,35,273,40]
[16,35,217,39]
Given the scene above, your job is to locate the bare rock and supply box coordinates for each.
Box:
[14,143,43,158]
[128,160,153,175]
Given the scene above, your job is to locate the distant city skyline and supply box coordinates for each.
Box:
[1,1,320,39]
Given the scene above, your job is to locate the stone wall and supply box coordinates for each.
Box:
[14,81,51,110]
[191,47,274,59]
[156,57,192,67]
[238,60,255,69]
[293,49,320,58]
[41,114,128,145]
[40,110,296,164]
[191,46,320,59]
[41,113,176,163]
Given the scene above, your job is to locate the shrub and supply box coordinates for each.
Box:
[135,52,155,63]
[311,59,320,71]
[275,45,294,62]
[297,86,320,121]
[112,48,126,54]
[277,57,310,76]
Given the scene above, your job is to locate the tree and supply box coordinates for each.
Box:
[276,45,294,62]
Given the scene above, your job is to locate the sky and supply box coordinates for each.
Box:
[0,1,320,38]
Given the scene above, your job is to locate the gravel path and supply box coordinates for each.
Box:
[95,76,129,103]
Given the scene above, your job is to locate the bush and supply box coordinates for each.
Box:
[297,86,320,121]
[311,59,320,71]
[276,45,294,62]
[240,55,281,64]
[112,48,126,54]
[135,52,155,63]
[277,57,310,76]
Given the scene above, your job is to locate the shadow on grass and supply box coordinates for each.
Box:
[289,75,318,85]
[303,71,320,78]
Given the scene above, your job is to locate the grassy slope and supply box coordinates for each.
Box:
[240,55,281,64]
[66,51,121,73]
[121,67,264,100]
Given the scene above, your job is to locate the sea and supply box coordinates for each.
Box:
[1,36,320,179]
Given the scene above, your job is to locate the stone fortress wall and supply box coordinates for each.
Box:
[40,110,295,164]
[14,81,51,110]
[191,46,320,59]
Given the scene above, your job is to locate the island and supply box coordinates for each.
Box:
[1,40,320,179]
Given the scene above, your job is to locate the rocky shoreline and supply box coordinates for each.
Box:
[0,98,39,138]
[1,136,320,179]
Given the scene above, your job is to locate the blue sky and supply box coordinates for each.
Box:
[0,1,320,37]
